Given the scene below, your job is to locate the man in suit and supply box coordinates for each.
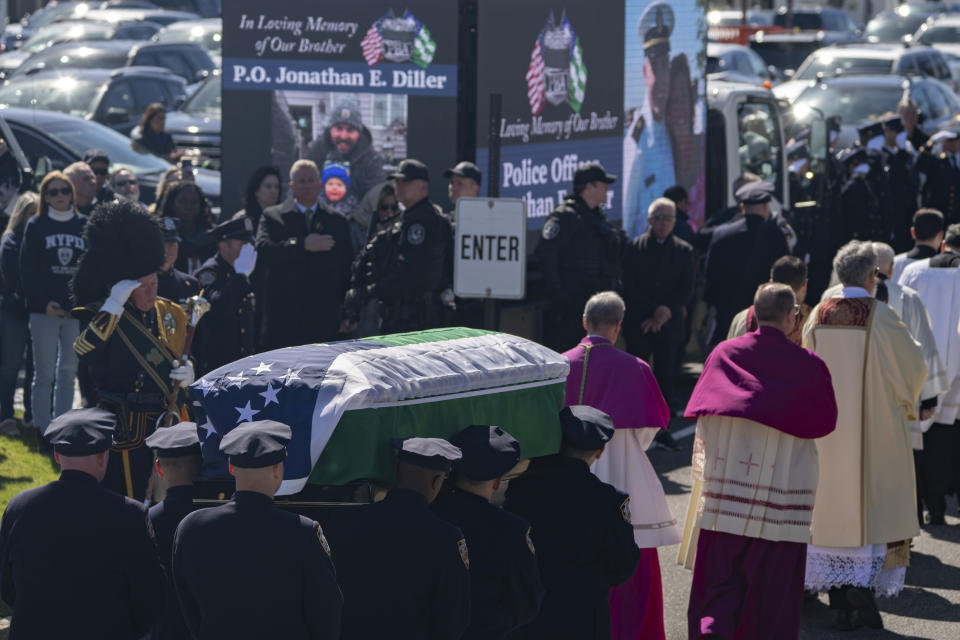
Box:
[255,160,353,348]
[173,420,342,638]
[0,408,164,638]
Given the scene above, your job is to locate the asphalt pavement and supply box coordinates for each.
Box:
[653,365,960,639]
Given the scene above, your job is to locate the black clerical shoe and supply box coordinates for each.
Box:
[652,429,681,451]
[928,512,947,526]
[846,588,884,630]
[832,609,858,631]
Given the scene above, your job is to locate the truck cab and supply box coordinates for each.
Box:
[705,79,790,219]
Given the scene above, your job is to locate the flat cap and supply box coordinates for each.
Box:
[388,159,430,182]
[210,216,255,242]
[145,422,201,458]
[160,216,181,243]
[560,405,614,450]
[219,420,291,468]
[449,425,521,481]
[44,408,116,456]
[734,180,774,204]
[392,437,462,472]
[443,161,482,185]
[573,162,616,187]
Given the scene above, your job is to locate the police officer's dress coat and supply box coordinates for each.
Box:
[918,147,960,225]
[172,490,342,639]
[149,484,195,640]
[193,254,254,375]
[0,470,165,638]
[157,267,199,304]
[504,455,641,640]
[326,488,471,640]
[534,195,624,352]
[432,488,545,639]
[255,198,353,349]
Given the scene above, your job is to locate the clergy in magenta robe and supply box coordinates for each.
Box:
[802,242,926,611]
[679,283,838,640]
[563,293,681,640]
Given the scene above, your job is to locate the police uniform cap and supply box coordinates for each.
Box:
[930,129,960,144]
[145,421,201,458]
[449,425,521,481]
[857,121,884,141]
[82,149,109,165]
[734,180,775,204]
[640,1,674,52]
[211,217,255,242]
[786,141,810,160]
[882,115,904,133]
[388,159,430,182]
[160,216,182,243]
[44,408,115,456]
[559,405,615,450]
[391,437,462,472]
[219,420,292,468]
[573,162,617,187]
[837,146,868,167]
[443,161,482,186]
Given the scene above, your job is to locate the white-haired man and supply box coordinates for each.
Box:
[803,241,928,630]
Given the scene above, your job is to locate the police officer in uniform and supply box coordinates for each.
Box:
[917,129,960,225]
[173,420,342,638]
[837,147,882,243]
[346,159,454,333]
[879,115,919,252]
[504,406,640,640]
[535,162,623,352]
[145,421,202,640]
[432,425,545,639]
[444,161,482,211]
[157,217,200,303]
[71,201,195,501]
[326,437,471,640]
[192,217,256,375]
[0,408,165,638]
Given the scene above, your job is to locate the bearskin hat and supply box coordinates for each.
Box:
[71,200,165,306]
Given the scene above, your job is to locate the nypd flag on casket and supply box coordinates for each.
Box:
[189,328,569,495]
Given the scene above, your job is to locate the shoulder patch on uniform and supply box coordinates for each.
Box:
[525,526,535,556]
[197,270,216,287]
[620,497,631,523]
[407,223,426,246]
[541,218,560,240]
[457,537,470,569]
[316,525,331,557]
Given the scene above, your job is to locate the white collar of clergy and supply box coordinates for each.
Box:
[841,286,872,299]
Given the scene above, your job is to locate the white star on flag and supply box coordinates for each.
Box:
[281,368,303,384]
[259,383,281,407]
[234,400,260,424]
[250,362,273,375]
[197,416,214,437]
[226,372,248,388]
[198,378,216,397]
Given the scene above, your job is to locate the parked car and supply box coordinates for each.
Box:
[163,68,220,168]
[69,7,200,27]
[152,17,220,66]
[149,0,220,18]
[915,14,960,58]
[9,40,215,84]
[865,8,936,44]
[773,44,955,103]
[15,1,83,42]
[0,106,220,208]
[772,7,860,38]
[789,75,960,149]
[0,67,186,134]
[707,9,773,27]
[0,19,162,79]
[707,42,781,85]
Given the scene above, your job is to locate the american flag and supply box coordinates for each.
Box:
[526,37,546,115]
[361,21,383,66]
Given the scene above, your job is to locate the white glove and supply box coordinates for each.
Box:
[169,361,195,388]
[234,243,257,276]
[101,279,142,316]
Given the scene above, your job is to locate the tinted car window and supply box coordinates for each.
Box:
[918,25,960,45]
[922,81,950,119]
[131,78,178,110]
[16,50,128,78]
[101,81,136,113]
[865,16,927,43]
[183,48,215,74]
[794,84,907,126]
[114,23,162,41]
[132,51,192,81]
[774,14,824,30]
[7,123,72,171]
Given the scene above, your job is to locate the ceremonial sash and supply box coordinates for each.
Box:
[115,305,187,407]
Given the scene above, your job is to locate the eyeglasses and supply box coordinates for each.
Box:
[379,203,400,212]
[114,179,137,188]
[45,187,72,197]
[91,167,108,176]
[793,304,802,317]
[650,214,676,221]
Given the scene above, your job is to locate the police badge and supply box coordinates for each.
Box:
[407,223,426,246]
[457,538,470,569]
[620,497,631,523]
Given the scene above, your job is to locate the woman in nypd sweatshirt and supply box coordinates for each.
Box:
[20,171,86,433]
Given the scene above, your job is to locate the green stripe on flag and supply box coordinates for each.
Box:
[412,24,436,69]
[360,327,497,347]
[308,381,564,485]
[568,37,587,113]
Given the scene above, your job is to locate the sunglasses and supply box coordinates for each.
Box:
[114,179,137,188]
[379,203,400,212]
[45,187,72,197]
[91,167,109,176]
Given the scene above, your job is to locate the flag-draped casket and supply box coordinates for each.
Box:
[189,328,569,495]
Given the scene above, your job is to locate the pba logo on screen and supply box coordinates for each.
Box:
[526,10,587,115]
[361,9,436,69]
